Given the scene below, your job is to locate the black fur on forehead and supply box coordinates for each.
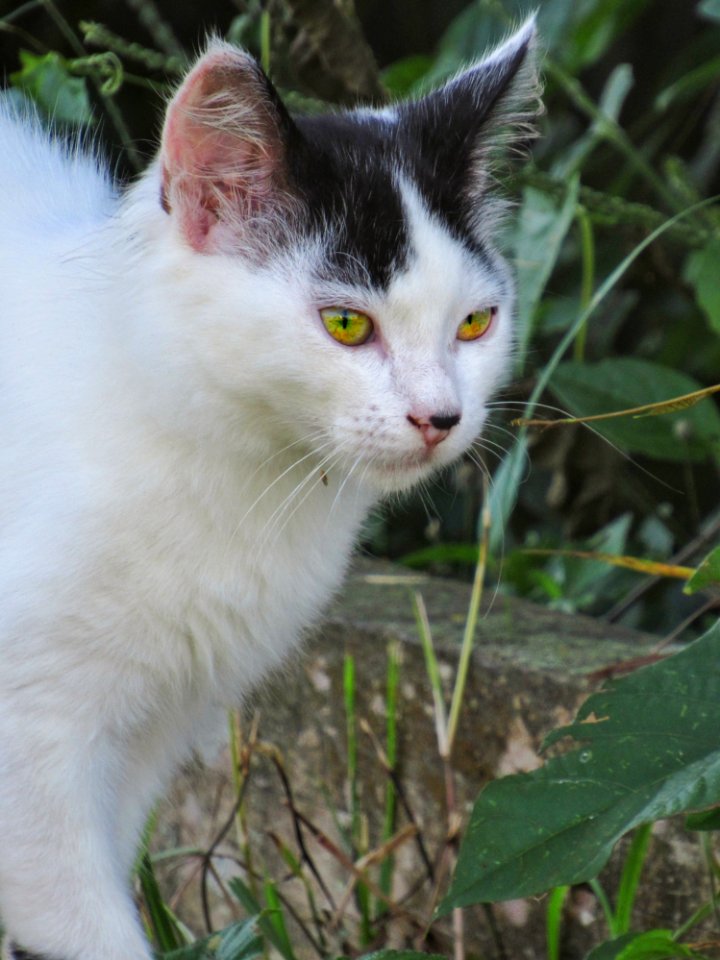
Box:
[282,21,537,288]
[290,113,410,289]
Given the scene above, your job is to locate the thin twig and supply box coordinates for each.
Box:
[199,773,252,932]
[292,808,414,921]
[40,0,144,169]
[266,745,338,910]
[605,509,720,622]
[360,717,436,883]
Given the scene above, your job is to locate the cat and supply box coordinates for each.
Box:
[0,19,539,960]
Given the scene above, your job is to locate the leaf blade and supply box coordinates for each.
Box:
[548,359,720,461]
[439,619,720,911]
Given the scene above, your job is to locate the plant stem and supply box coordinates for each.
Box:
[40,0,143,169]
[453,906,465,960]
[520,195,720,432]
[379,641,400,903]
[573,205,595,362]
[615,822,652,934]
[121,0,185,60]
[513,167,711,249]
[447,478,490,756]
[343,653,372,942]
[344,653,359,838]
[547,60,682,213]
[412,590,448,756]
[546,885,570,960]
[590,878,618,938]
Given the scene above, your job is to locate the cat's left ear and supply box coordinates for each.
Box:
[159,41,299,253]
[400,17,541,199]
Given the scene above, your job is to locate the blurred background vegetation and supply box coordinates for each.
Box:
[2,0,718,641]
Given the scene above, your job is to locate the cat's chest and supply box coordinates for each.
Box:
[112,460,372,698]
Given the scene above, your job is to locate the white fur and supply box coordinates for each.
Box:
[0,68,516,960]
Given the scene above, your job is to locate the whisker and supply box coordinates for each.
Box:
[470,437,509,464]
[487,400,675,491]
[256,449,340,551]
[225,437,336,562]
[330,450,366,516]
[256,445,354,553]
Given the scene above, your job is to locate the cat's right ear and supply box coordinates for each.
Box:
[160,42,298,253]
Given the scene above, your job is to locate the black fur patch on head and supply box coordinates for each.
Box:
[287,93,508,286]
[290,113,410,290]
[260,24,535,289]
[206,23,535,282]
[397,118,487,256]
[397,36,532,254]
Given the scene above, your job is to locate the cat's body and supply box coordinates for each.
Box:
[0,23,538,960]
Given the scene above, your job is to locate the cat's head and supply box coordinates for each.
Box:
[152,21,540,493]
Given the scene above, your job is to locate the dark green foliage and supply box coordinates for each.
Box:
[440,619,720,910]
[585,931,702,960]
[162,917,263,960]
[550,359,720,462]
[685,546,720,595]
[10,50,93,125]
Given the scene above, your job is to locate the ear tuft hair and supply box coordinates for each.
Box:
[160,41,300,253]
[400,17,542,219]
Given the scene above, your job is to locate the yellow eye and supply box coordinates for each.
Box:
[320,307,374,346]
[457,307,495,342]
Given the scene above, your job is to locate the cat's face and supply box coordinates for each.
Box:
[153,23,539,494]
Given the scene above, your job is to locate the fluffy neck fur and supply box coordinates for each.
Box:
[0,22,538,960]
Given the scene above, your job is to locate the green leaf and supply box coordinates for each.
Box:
[684,239,720,335]
[488,434,530,555]
[381,55,433,96]
[260,879,296,960]
[162,918,263,960]
[685,806,720,831]
[585,933,638,960]
[138,853,185,952]
[586,930,699,960]
[555,514,632,609]
[656,56,720,111]
[162,941,212,960]
[613,823,652,934]
[428,0,650,77]
[216,919,263,960]
[400,542,480,568]
[699,0,720,21]
[514,178,580,368]
[10,50,93,127]
[550,359,720,462]
[438,619,720,911]
[228,878,294,960]
[685,545,720,594]
[564,0,652,72]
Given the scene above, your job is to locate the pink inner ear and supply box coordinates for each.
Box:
[160,50,284,252]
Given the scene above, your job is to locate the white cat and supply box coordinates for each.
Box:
[0,21,538,960]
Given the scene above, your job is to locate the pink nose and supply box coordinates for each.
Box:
[407,412,461,448]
